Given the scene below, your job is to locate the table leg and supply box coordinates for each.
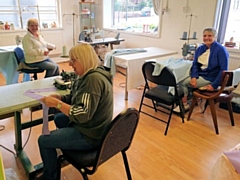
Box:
[13,113,55,179]
[110,43,113,50]
[125,68,128,100]
[14,111,22,154]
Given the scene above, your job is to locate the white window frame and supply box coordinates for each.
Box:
[102,0,161,38]
[0,0,61,30]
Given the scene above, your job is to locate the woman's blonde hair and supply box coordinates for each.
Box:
[69,43,100,75]
[27,18,38,27]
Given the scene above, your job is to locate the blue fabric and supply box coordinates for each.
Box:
[38,113,100,180]
[0,49,19,84]
[191,41,229,89]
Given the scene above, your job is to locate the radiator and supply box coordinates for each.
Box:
[228,55,240,70]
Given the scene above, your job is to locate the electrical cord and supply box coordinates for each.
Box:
[0,125,5,131]
[0,111,33,156]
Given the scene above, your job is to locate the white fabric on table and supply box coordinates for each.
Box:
[153,58,192,94]
[104,48,147,76]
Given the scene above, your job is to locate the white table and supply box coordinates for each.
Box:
[0,77,68,178]
[0,45,20,85]
[113,47,178,100]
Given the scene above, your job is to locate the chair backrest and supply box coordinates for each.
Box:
[14,47,25,64]
[220,70,233,87]
[142,61,177,87]
[95,108,139,168]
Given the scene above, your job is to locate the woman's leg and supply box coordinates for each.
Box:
[38,128,99,180]
[27,59,60,78]
[54,113,70,128]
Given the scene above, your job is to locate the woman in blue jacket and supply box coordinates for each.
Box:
[174,27,229,112]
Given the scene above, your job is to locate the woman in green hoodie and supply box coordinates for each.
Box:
[38,43,113,180]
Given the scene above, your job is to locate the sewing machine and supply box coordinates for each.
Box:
[54,70,76,90]
[182,43,197,60]
[15,35,23,46]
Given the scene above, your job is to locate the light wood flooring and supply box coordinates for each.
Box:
[1,61,240,180]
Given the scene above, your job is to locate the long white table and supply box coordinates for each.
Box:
[0,77,68,179]
[0,45,20,85]
[113,47,178,100]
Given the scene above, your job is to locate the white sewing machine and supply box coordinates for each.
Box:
[90,32,102,41]
[15,35,23,46]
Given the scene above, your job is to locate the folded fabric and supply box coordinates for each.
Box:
[153,58,192,95]
[104,48,147,76]
[232,83,240,97]
[224,150,240,173]
[233,68,240,86]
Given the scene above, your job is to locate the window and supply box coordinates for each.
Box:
[103,0,159,36]
[0,0,61,30]
[215,0,240,46]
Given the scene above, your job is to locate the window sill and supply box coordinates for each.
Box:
[0,28,64,34]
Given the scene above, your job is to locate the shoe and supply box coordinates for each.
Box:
[198,98,207,113]
[173,104,189,113]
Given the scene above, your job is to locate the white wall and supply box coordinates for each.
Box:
[0,0,218,56]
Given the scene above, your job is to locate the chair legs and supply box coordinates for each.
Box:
[208,99,219,134]
[122,151,132,180]
[56,155,89,180]
[226,100,235,126]
[33,73,38,80]
[56,155,64,180]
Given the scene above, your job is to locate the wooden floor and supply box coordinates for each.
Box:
[1,62,240,180]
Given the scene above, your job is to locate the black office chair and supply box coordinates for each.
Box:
[56,108,139,180]
[14,47,44,80]
[139,61,185,135]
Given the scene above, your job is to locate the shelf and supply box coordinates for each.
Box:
[79,2,95,33]
[180,38,198,40]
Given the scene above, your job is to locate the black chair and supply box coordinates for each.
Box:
[56,108,139,180]
[139,61,185,135]
[14,47,44,80]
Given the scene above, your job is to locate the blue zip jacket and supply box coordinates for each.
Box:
[191,41,229,89]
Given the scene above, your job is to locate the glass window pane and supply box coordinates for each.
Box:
[225,0,240,43]
[0,0,60,29]
[109,0,159,34]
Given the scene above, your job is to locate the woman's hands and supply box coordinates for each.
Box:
[204,84,214,91]
[44,50,49,56]
[190,78,197,88]
[41,94,61,108]
[190,78,214,91]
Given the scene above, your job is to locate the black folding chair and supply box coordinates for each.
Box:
[139,61,185,135]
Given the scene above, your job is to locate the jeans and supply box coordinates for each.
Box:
[38,113,99,180]
[26,58,59,78]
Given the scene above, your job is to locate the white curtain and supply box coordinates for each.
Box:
[152,0,161,15]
